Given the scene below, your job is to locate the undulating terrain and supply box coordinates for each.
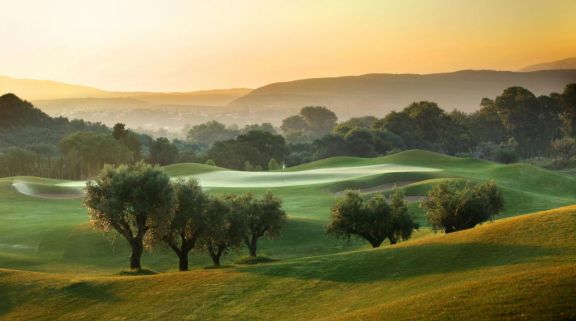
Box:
[0,150,575,320]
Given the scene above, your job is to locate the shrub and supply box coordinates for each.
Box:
[421,180,504,233]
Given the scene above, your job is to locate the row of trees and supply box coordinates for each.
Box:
[327,180,504,247]
[84,163,286,270]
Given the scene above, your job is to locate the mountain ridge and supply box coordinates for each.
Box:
[229,69,576,117]
[519,57,576,72]
[0,75,252,106]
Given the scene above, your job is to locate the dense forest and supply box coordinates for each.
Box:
[0,83,575,178]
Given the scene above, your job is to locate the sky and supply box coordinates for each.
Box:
[0,0,575,92]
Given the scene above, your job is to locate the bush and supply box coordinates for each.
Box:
[474,141,518,164]
[551,137,576,162]
[421,180,504,233]
[494,148,518,164]
[327,190,418,248]
[268,158,281,170]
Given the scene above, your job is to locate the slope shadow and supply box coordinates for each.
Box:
[60,281,118,301]
[239,242,566,283]
[0,278,118,317]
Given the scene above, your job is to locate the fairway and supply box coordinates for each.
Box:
[0,150,575,320]
[16,163,440,191]
[1,150,576,272]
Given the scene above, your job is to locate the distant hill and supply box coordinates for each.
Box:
[229,70,576,118]
[519,57,576,72]
[0,75,251,105]
[0,94,108,151]
[0,93,50,127]
[0,75,108,101]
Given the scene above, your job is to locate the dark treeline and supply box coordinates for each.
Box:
[1,84,575,178]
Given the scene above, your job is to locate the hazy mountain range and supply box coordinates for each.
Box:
[1,57,575,131]
[229,69,576,118]
[519,57,576,72]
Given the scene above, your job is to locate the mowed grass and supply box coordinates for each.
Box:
[1,150,576,273]
[0,206,574,321]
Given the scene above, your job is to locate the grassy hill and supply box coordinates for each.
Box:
[1,150,576,274]
[0,206,574,320]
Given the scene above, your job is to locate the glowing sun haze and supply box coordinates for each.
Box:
[1,0,574,91]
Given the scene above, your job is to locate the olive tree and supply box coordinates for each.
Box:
[387,189,419,244]
[228,192,286,257]
[198,196,246,267]
[164,178,208,271]
[327,190,418,248]
[421,180,504,233]
[84,162,174,270]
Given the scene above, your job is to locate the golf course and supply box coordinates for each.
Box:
[0,149,575,320]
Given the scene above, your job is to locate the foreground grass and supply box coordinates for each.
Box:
[0,206,574,320]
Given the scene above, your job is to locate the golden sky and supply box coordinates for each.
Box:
[1,0,575,91]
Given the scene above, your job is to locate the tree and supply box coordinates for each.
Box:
[187,121,238,146]
[493,87,561,157]
[164,178,208,271]
[280,115,309,136]
[59,132,134,179]
[333,116,378,136]
[300,106,338,138]
[379,101,454,153]
[268,158,280,171]
[560,84,576,136]
[344,128,376,156]
[280,107,338,142]
[207,131,288,170]
[551,137,576,162]
[149,137,179,166]
[327,191,417,248]
[241,123,277,135]
[198,196,246,266]
[84,162,174,270]
[468,98,509,146]
[421,180,504,233]
[387,189,419,244]
[112,123,128,140]
[228,192,286,257]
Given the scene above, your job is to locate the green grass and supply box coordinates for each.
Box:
[0,206,574,320]
[1,150,576,272]
[0,150,575,320]
[162,162,224,176]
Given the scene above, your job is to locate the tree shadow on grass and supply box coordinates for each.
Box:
[239,242,566,283]
[60,281,118,302]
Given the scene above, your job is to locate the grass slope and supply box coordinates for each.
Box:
[1,150,576,273]
[0,206,574,320]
